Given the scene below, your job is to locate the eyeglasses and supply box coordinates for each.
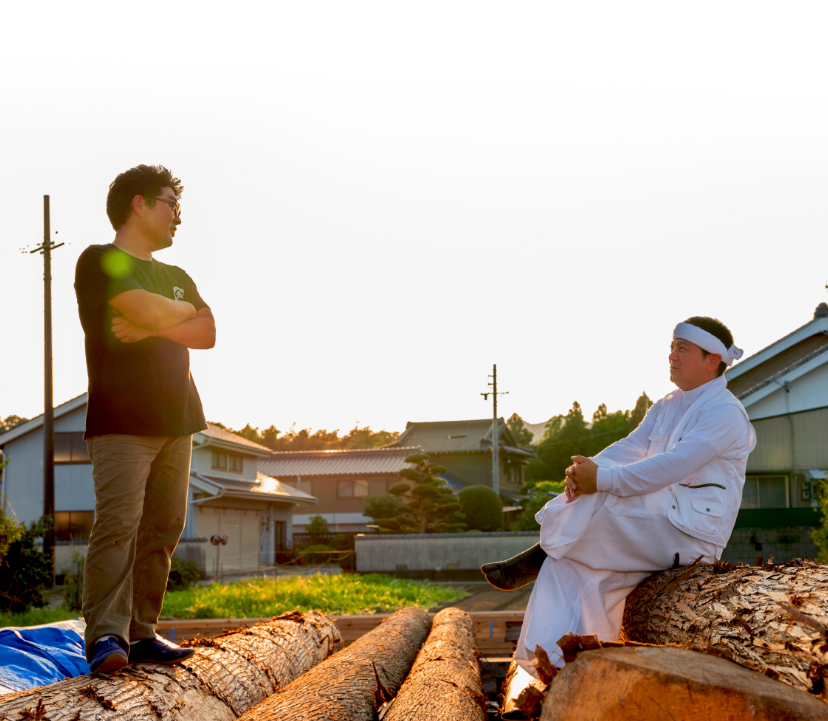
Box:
[155,197,181,217]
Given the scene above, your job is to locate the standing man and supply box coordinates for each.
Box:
[482,317,755,674]
[74,165,216,673]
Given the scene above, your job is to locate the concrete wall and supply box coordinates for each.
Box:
[356,532,539,578]
[721,527,819,565]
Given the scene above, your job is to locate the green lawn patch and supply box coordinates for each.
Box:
[0,606,79,629]
[161,573,467,619]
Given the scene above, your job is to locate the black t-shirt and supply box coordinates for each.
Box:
[74,243,208,439]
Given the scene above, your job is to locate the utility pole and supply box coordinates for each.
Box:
[481,364,508,495]
[31,195,63,586]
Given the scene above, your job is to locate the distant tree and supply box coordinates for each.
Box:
[524,393,654,488]
[210,421,400,452]
[363,494,403,523]
[458,485,504,532]
[506,413,535,449]
[0,415,28,433]
[526,401,590,483]
[375,453,466,534]
[306,514,330,537]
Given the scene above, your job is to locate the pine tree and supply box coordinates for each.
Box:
[375,453,467,534]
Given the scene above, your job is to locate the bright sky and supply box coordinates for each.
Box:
[2,2,827,436]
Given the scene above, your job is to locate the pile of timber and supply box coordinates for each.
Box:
[504,559,828,720]
[0,611,341,721]
[623,558,828,697]
[383,607,487,721]
[237,606,431,720]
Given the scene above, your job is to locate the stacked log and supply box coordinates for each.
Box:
[622,559,828,698]
[541,644,828,720]
[237,606,431,721]
[0,610,340,721]
[383,607,487,721]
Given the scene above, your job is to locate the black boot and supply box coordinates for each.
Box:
[480,542,546,591]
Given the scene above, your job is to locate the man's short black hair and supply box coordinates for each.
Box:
[684,316,734,377]
[106,165,183,230]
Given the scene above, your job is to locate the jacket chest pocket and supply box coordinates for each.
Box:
[690,500,724,518]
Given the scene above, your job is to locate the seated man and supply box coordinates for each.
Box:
[484,317,756,674]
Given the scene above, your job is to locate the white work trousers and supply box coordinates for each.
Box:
[514,494,718,676]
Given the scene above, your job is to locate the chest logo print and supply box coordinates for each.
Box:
[173,287,185,300]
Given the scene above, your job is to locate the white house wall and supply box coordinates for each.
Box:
[54,406,87,432]
[190,446,259,481]
[747,406,828,472]
[3,430,46,524]
[745,361,828,421]
[56,465,95,513]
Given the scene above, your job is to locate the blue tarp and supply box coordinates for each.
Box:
[0,626,89,693]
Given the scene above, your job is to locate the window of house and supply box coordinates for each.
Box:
[338,480,369,498]
[212,450,243,473]
[54,511,94,542]
[54,433,90,464]
[741,475,789,509]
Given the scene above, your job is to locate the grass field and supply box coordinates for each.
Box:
[160,573,466,619]
[0,574,466,627]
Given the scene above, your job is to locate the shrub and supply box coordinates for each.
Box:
[458,485,503,532]
[62,546,85,611]
[516,494,556,531]
[306,515,330,544]
[167,556,201,592]
[0,516,52,613]
[302,544,335,564]
[363,494,402,523]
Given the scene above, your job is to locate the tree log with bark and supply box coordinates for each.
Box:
[237,606,431,721]
[0,611,341,721]
[383,607,487,721]
[622,559,828,700]
[541,644,828,720]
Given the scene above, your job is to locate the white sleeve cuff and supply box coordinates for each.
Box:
[596,466,614,494]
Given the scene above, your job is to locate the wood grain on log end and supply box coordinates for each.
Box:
[237,606,432,721]
[383,607,487,721]
[0,611,341,721]
[622,559,828,698]
[541,645,828,721]
[501,661,547,719]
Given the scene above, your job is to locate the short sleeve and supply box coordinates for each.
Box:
[75,246,143,312]
[182,271,209,312]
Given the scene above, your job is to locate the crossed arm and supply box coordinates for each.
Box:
[108,289,216,349]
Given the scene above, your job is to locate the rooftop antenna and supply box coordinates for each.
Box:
[481,364,508,495]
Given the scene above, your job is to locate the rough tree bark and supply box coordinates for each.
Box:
[237,606,431,721]
[383,607,487,721]
[0,611,341,721]
[622,559,828,700]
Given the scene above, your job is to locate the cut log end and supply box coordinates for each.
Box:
[541,645,828,720]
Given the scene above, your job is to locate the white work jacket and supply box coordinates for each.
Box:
[593,376,756,548]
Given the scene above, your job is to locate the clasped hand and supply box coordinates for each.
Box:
[564,455,598,503]
[111,314,153,343]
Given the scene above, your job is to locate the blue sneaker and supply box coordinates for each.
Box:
[89,636,129,674]
[129,638,195,665]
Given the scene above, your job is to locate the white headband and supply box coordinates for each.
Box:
[673,322,744,367]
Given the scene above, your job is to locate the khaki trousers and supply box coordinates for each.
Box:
[82,434,191,657]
